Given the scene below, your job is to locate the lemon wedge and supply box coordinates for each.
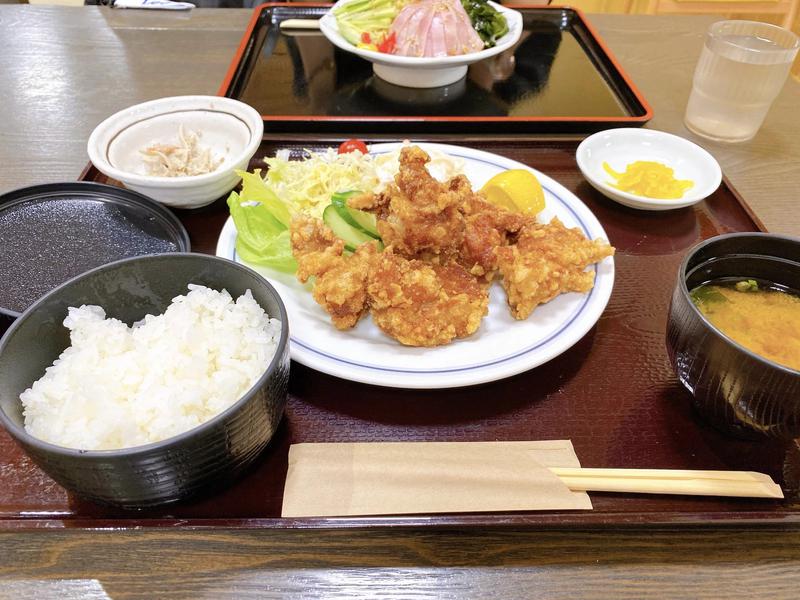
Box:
[479,169,545,216]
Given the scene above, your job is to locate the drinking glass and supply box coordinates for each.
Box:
[684,20,799,143]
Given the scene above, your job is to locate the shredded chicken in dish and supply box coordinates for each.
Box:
[140,125,222,177]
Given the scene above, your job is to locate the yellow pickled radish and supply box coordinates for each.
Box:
[479,169,546,216]
[603,160,694,199]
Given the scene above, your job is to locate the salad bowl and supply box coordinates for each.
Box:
[319,1,523,88]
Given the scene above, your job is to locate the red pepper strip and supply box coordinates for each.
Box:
[377,31,396,54]
[360,32,372,44]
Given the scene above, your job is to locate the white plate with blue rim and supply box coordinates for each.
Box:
[216,142,614,389]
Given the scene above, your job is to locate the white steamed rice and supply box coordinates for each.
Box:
[21,284,281,451]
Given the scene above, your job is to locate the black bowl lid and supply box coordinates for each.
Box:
[0,182,190,318]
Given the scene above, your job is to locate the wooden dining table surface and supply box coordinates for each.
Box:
[1,5,800,598]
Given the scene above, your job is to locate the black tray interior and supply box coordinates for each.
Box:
[222,4,651,133]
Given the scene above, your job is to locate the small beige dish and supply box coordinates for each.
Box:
[88,96,263,209]
[576,128,722,211]
[318,1,523,88]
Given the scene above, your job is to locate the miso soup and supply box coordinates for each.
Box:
[690,278,800,371]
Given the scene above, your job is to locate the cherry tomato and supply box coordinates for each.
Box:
[338,139,368,155]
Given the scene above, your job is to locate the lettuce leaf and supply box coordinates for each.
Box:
[226,186,297,273]
[237,169,292,228]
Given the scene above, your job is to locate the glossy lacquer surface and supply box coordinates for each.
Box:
[0,183,190,331]
[3,139,799,529]
[220,5,651,133]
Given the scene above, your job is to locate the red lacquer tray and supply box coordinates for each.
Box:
[3,138,799,530]
[219,4,652,134]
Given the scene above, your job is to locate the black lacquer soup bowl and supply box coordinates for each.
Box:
[667,233,800,439]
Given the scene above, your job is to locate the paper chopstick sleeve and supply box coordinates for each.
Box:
[281,441,592,518]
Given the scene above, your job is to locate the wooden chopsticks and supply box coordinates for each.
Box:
[549,468,784,499]
[279,19,321,31]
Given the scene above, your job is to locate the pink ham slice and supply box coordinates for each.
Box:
[390,0,485,57]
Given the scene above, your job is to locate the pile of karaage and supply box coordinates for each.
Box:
[291,146,614,347]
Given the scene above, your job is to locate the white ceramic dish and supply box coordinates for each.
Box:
[87,96,263,209]
[318,1,523,88]
[576,128,722,211]
[216,142,615,389]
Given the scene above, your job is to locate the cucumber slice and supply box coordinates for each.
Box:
[323,204,378,252]
[332,191,380,239]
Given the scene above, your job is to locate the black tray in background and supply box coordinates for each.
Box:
[218,3,652,134]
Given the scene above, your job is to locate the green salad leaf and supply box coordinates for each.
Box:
[460,0,509,48]
[226,170,297,273]
[237,170,292,228]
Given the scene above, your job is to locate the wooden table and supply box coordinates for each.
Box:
[2,6,800,598]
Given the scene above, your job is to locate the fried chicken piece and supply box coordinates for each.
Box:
[348,190,390,218]
[495,217,615,320]
[353,159,530,278]
[351,147,468,258]
[367,251,489,346]
[291,215,378,330]
[291,213,339,258]
[459,194,532,280]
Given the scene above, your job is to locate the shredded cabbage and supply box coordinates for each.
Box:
[263,148,382,220]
